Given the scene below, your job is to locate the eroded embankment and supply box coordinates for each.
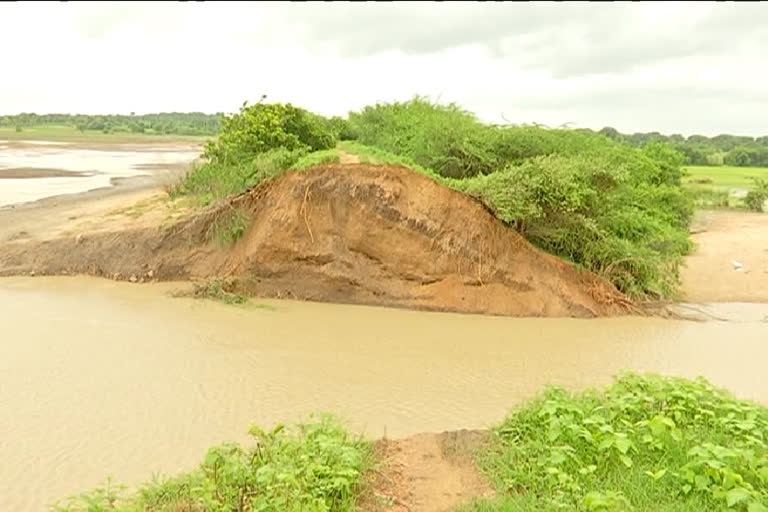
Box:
[0,163,632,317]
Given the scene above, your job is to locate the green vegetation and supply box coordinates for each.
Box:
[464,373,768,512]
[172,96,701,299]
[597,128,768,168]
[344,98,693,299]
[745,178,768,213]
[681,166,768,211]
[172,102,342,203]
[190,277,249,305]
[683,166,768,188]
[1,112,220,136]
[208,208,250,247]
[53,415,371,512]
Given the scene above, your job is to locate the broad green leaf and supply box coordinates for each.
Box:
[619,455,633,468]
[725,487,752,507]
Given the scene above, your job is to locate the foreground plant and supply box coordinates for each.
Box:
[467,373,768,511]
[52,415,371,512]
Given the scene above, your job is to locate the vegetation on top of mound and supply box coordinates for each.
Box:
[463,373,768,512]
[172,102,341,203]
[203,101,336,164]
[345,98,693,299]
[173,96,695,299]
[52,415,371,512]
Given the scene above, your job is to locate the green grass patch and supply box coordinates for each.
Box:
[464,373,768,512]
[292,148,340,170]
[52,415,372,512]
[190,277,249,305]
[208,208,250,247]
[683,166,768,189]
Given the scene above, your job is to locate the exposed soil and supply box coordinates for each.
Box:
[361,430,494,512]
[0,163,632,318]
[681,210,768,302]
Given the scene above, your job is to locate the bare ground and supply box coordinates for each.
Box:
[681,210,768,302]
[361,431,494,512]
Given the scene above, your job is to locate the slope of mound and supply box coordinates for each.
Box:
[0,163,632,317]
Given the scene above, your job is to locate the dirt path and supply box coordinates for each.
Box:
[362,431,494,512]
[681,210,768,302]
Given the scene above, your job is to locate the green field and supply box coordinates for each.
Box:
[682,165,768,211]
[683,165,768,189]
[0,124,210,145]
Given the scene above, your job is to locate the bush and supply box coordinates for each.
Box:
[745,178,768,212]
[171,147,308,201]
[204,101,337,164]
[53,416,371,512]
[466,373,768,512]
[452,150,693,298]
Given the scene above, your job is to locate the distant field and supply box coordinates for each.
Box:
[683,165,768,189]
[0,125,211,144]
[683,165,768,210]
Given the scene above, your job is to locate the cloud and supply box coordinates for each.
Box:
[0,2,766,136]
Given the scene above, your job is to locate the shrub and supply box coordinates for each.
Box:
[52,416,371,512]
[204,101,337,164]
[744,178,768,212]
[466,373,768,511]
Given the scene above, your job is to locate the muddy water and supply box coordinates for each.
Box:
[0,144,198,207]
[1,277,767,510]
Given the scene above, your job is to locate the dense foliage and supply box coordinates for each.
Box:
[597,127,768,168]
[173,102,340,202]
[464,373,768,512]
[347,98,693,299]
[0,112,220,135]
[53,416,370,512]
[173,96,700,299]
[203,102,336,164]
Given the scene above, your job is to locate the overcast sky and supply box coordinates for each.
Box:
[2,1,767,136]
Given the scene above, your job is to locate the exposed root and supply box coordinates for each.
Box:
[300,184,315,244]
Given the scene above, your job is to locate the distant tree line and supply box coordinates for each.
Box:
[0,112,221,136]
[594,127,768,167]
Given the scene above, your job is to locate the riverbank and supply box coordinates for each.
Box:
[0,161,633,318]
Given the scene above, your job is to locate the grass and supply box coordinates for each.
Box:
[208,208,250,247]
[683,166,768,189]
[190,277,249,305]
[52,415,372,512]
[0,124,209,144]
[464,373,768,512]
[682,166,768,211]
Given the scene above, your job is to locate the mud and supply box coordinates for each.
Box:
[0,163,632,318]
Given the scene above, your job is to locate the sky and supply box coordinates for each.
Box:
[2,1,767,136]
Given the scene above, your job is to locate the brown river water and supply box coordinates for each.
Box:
[1,276,767,510]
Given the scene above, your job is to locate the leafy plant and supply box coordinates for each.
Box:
[52,415,371,512]
[208,208,250,247]
[744,178,768,212]
[464,373,768,511]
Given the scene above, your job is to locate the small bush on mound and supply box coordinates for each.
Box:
[464,373,768,512]
[205,102,337,164]
[172,101,340,202]
[52,415,371,512]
